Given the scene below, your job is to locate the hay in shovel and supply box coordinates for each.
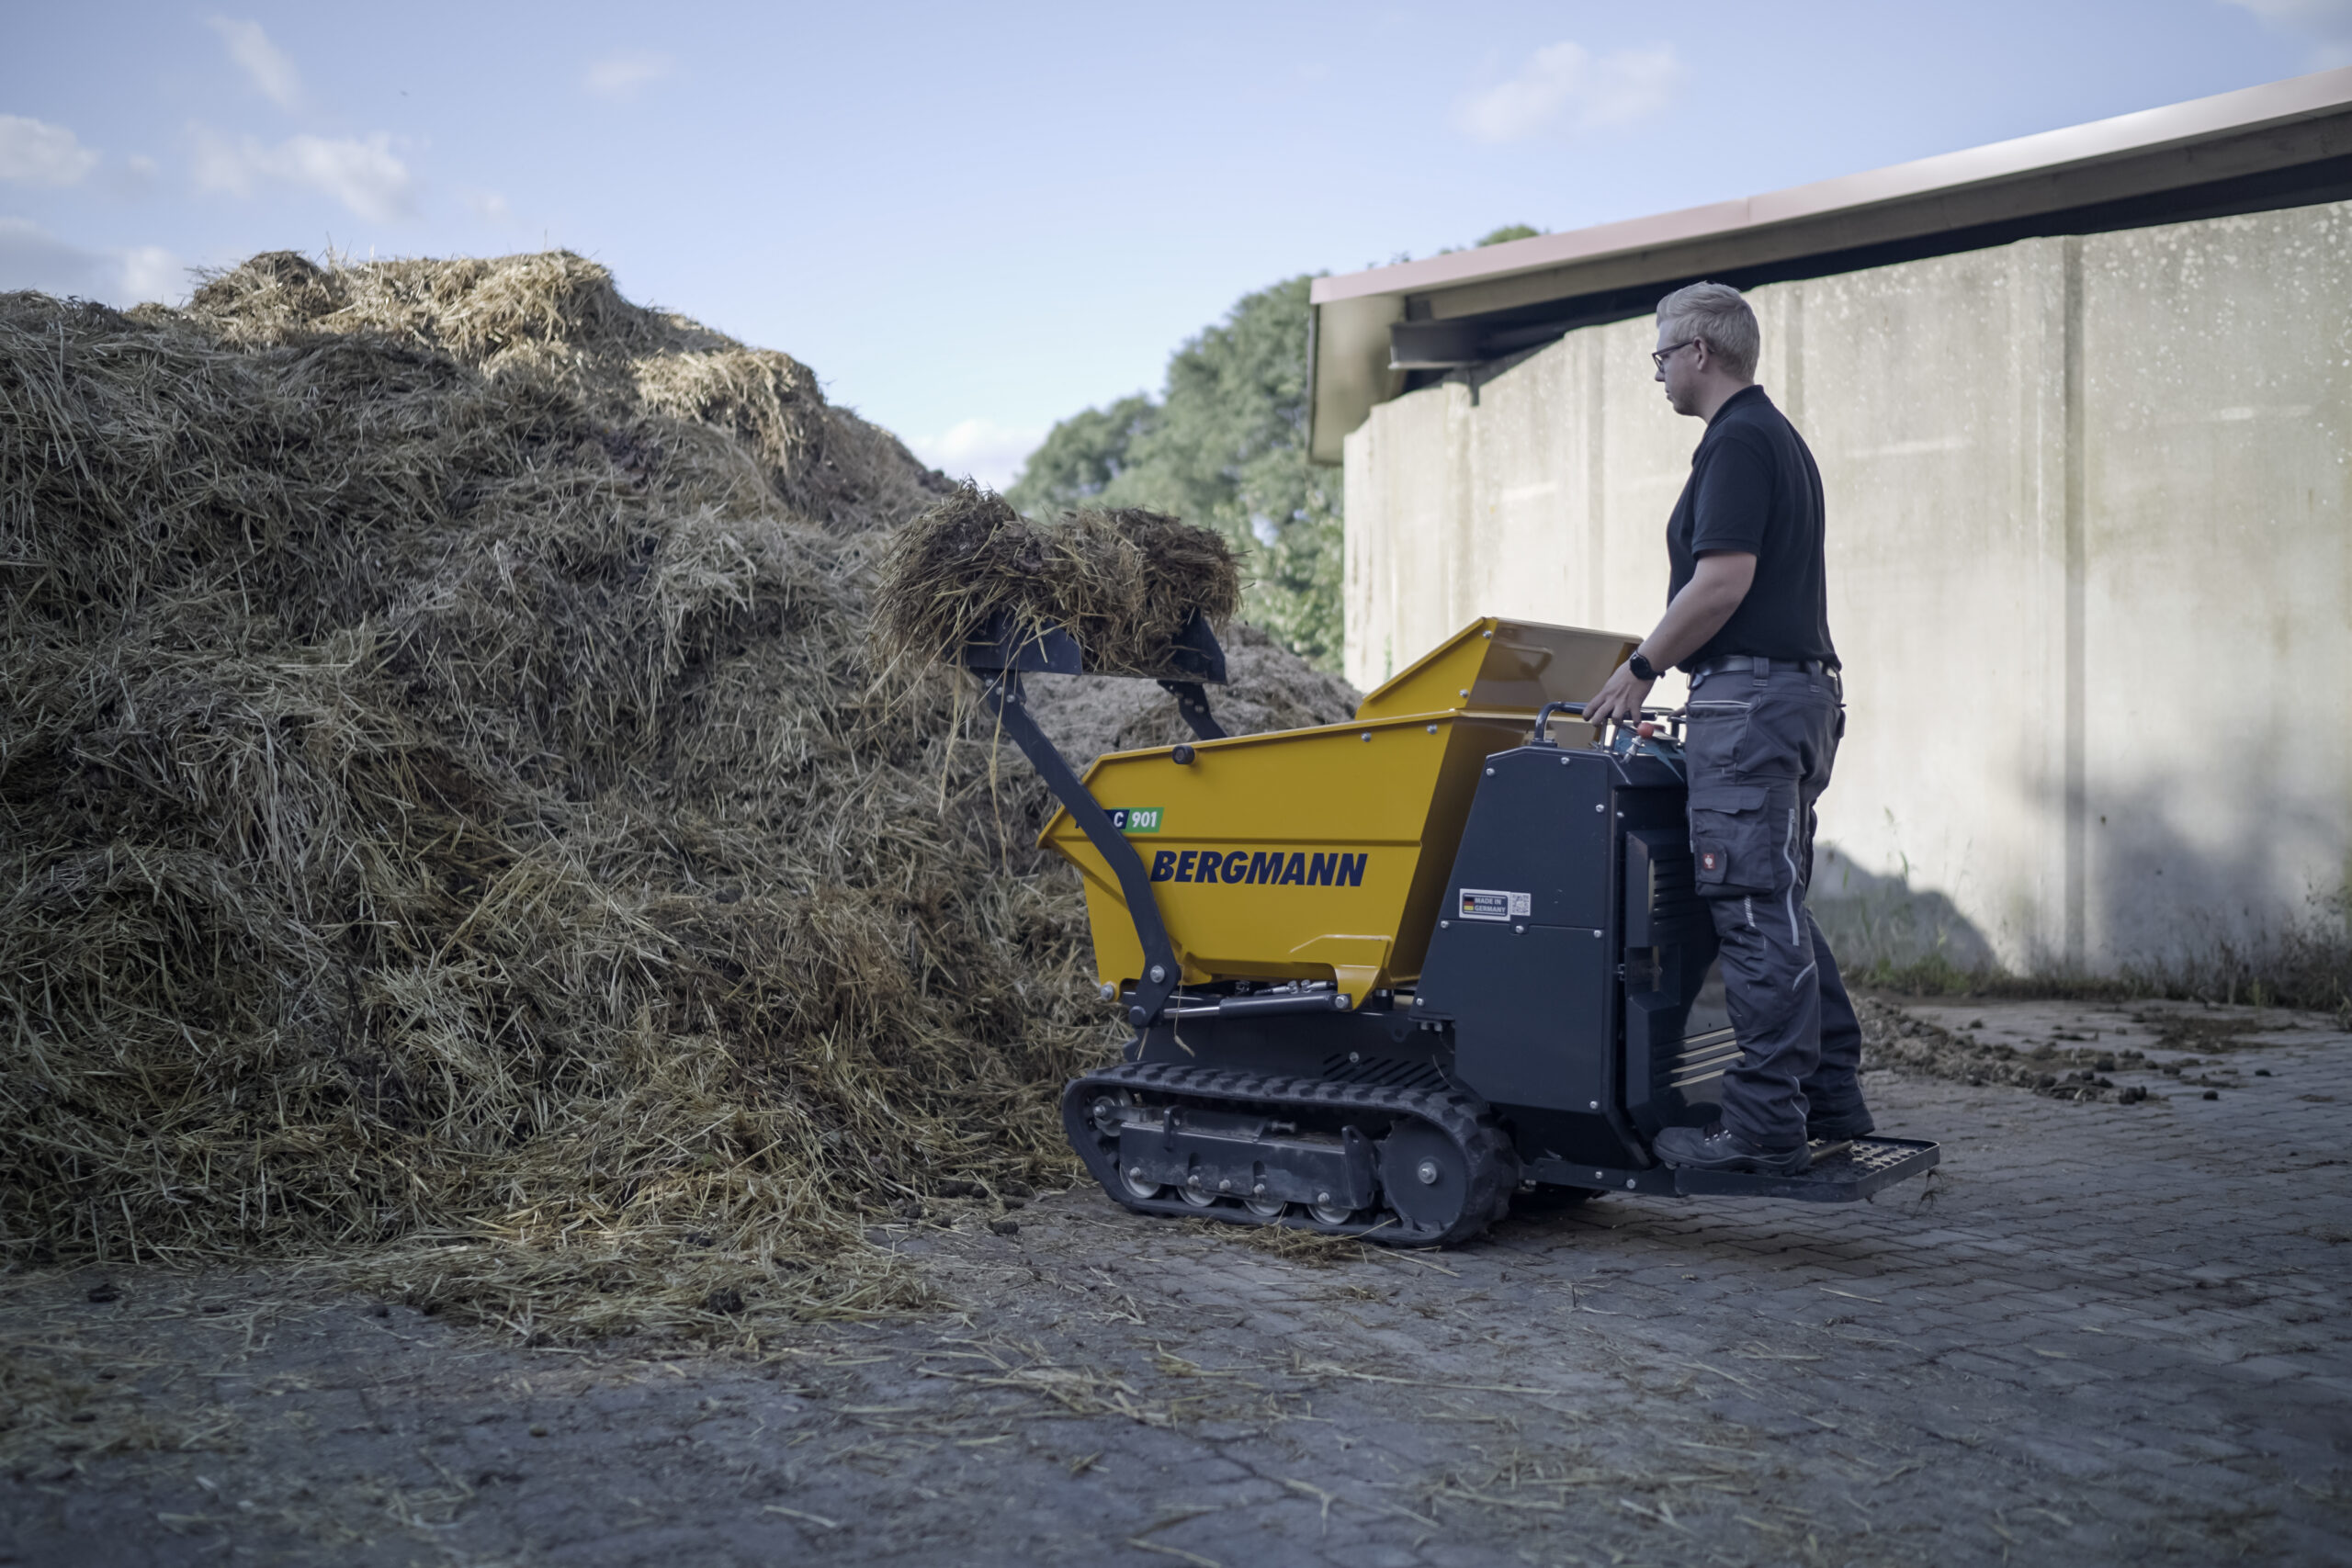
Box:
[873,484,1241,677]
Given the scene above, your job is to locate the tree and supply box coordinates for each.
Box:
[1007,276,1342,668]
[1001,393,1159,508]
[1008,230,1533,672]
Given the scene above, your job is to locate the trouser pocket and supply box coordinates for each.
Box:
[1688,784,1786,899]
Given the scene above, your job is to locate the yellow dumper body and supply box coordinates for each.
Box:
[1039,617,1636,1003]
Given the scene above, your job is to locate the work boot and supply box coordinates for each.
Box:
[1653,1122,1811,1176]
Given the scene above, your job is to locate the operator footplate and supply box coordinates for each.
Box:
[1534,1136,1939,1203]
[1681,1135,1939,1201]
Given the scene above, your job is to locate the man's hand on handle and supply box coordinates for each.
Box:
[1583,662,1656,728]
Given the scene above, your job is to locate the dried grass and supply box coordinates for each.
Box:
[874,483,1240,677]
[0,1338,236,1468]
[0,250,1330,1338]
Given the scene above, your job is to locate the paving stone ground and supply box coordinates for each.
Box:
[4,996,2349,1567]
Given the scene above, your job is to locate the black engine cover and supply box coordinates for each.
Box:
[1414,739,1724,1169]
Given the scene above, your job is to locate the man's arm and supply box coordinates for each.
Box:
[1581,550,1757,726]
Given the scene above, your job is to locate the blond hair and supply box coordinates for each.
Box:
[1657,281,1758,381]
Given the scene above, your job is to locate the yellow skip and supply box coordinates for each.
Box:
[1039,617,1634,1003]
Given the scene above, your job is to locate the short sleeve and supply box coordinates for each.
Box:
[1689,434,1772,556]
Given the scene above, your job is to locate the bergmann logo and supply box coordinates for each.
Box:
[1149,849,1368,886]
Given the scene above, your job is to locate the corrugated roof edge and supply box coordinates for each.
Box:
[1308,65,2352,308]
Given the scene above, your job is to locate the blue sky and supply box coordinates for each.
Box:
[5,2,2348,484]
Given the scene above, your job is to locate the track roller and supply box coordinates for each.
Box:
[1061,1063,1519,1247]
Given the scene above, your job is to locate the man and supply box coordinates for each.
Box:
[1583,281,1871,1177]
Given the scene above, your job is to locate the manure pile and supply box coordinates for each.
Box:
[0,252,1354,1336]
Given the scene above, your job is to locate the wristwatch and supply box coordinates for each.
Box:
[1627,650,1657,682]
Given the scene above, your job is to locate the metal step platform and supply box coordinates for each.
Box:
[1530,1136,1939,1204]
[1673,1136,1939,1201]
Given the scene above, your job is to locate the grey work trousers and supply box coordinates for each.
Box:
[1684,661,1866,1151]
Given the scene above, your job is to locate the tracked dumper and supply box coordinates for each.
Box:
[966,611,1938,1247]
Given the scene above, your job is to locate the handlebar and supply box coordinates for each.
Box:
[1529,701,1586,745]
[1530,700,1684,747]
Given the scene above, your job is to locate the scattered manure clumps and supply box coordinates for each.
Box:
[0,250,1352,1339]
[1858,998,2146,1100]
[875,483,1240,677]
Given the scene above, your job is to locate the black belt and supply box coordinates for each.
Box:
[1688,655,1839,679]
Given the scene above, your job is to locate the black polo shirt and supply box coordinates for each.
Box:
[1665,385,1838,670]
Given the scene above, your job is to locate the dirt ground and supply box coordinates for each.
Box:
[5,996,2349,1567]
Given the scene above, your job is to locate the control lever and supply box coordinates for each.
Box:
[1531,700,1683,748]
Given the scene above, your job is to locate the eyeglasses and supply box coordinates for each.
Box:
[1650,339,1700,370]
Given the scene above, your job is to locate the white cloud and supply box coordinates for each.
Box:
[0,218,184,304]
[583,51,678,101]
[208,17,304,110]
[119,245,184,301]
[2220,0,2352,63]
[464,188,514,223]
[910,418,1048,491]
[0,115,101,186]
[193,127,417,221]
[1457,41,1682,143]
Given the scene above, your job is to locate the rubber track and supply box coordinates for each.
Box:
[1061,1061,1521,1248]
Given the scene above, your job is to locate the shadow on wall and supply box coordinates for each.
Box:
[2082,775,2349,1009]
[1809,789,2351,1011]
[1807,842,1998,974]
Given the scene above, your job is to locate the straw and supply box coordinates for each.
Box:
[873,484,1240,678]
[0,252,1340,1338]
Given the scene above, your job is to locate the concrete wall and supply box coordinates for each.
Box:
[1341,203,2352,975]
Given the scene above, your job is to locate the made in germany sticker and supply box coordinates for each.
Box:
[1458,888,1532,920]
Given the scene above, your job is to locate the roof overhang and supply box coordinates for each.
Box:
[1308,66,2352,462]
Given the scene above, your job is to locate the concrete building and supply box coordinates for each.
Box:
[1311,70,2352,977]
